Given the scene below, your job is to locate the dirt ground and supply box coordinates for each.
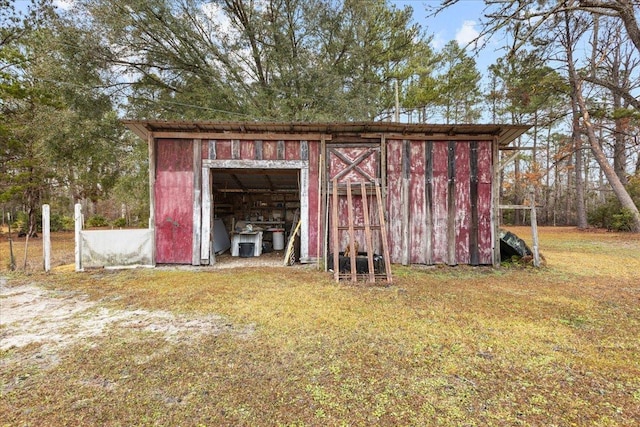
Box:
[0,277,254,373]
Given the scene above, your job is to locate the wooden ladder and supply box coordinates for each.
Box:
[331,179,392,284]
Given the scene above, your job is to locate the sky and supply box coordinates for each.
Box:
[392,0,504,75]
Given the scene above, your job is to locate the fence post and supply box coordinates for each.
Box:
[74,203,83,272]
[43,204,51,272]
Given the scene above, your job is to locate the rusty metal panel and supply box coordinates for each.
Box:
[431,142,449,264]
[285,141,301,160]
[409,141,426,264]
[240,140,255,159]
[215,140,232,160]
[478,141,493,263]
[154,139,194,264]
[454,142,471,264]
[385,140,403,263]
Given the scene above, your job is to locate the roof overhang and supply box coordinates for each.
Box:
[122,120,530,148]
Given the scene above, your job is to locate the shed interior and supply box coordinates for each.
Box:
[211,168,300,257]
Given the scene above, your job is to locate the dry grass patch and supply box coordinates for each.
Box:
[1,227,640,425]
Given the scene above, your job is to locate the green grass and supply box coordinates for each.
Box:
[1,227,640,426]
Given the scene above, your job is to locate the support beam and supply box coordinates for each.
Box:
[192,139,202,266]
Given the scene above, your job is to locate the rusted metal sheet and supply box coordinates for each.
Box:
[240,140,254,159]
[409,141,426,264]
[431,142,449,264]
[214,140,232,160]
[285,140,300,160]
[385,140,403,262]
[478,141,493,263]
[454,142,471,264]
[155,139,194,264]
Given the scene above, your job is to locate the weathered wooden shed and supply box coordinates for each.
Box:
[124,120,529,267]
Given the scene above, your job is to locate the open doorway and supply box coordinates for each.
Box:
[209,168,301,266]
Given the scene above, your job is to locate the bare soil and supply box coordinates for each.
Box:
[0,277,254,372]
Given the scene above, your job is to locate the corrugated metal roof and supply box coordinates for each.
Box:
[122,120,530,147]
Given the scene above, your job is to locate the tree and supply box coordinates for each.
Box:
[76,0,422,121]
[1,1,130,233]
[432,40,482,124]
[438,0,640,231]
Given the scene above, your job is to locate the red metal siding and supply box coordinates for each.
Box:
[155,139,194,264]
[454,142,471,264]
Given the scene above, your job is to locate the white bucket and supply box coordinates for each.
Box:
[272,229,285,250]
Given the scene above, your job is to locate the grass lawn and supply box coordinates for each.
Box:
[1,226,639,426]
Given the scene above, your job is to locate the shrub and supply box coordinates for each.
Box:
[612,208,635,231]
[50,214,74,232]
[85,214,109,228]
[113,217,127,228]
[587,174,640,231]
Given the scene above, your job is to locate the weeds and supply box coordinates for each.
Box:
[1,227,639,425]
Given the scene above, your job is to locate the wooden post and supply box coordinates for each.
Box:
[491,136,501,267]
[192,139,202,266]
[360,181,376,283]
[74,203,82,272]
[42,204,51,272]
[346,181,357,282]
[529,187,541,267]
[147,133,156,266]
[201,166,212,265]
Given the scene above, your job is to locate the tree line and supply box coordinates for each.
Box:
[1,0,638,234]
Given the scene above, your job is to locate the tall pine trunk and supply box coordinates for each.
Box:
[570,93,587,229]
[564,13,640,232]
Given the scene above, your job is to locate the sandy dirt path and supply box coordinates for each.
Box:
[0,277,253,369]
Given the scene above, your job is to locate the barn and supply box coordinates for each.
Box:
[123,120,529,269]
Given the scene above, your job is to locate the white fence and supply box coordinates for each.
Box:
[74,204,154,271]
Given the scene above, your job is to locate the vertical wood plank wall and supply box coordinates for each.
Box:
[154,139,194,264]
[385,139,494,265]
[153,135,495,266]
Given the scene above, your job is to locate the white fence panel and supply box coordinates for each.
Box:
[79,229,154,269]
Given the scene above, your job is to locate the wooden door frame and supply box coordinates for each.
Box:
[201,159,309,265]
